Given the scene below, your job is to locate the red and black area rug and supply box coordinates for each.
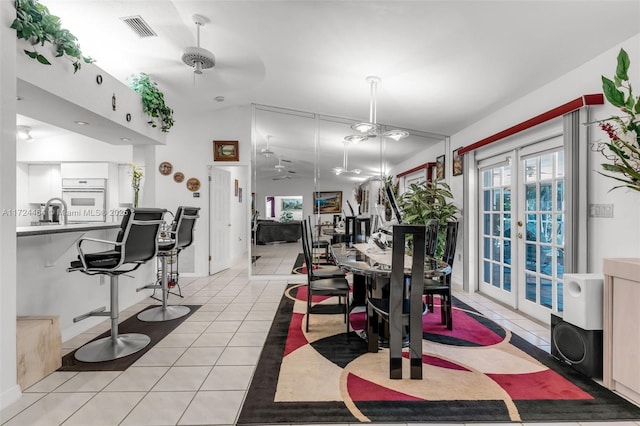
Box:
[237,284,640,424]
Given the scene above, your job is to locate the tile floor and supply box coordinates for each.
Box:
[2,244,639,426]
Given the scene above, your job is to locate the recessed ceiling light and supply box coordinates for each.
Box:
[16,96,22,101]
[120,137,130,142]
[214,96,224,102]
[16,125,33,141]
[74,121,90,125]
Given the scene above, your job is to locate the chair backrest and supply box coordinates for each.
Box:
[300,219,314,282]
[171,206,200,250]
[345,216,356,244]
[355,217,371,243]
[442,221,459,268]
[425,219,439,257]
[120,208,166,263]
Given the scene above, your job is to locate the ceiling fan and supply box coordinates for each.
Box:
[181,14,215,76]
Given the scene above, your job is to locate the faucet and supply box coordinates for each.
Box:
[44,197,68,225]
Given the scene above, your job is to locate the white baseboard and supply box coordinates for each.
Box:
[0,384,22,411]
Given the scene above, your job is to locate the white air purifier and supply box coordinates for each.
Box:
[562,273,604,330]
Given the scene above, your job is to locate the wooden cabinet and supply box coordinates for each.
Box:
[17,316,61,390]
[603,258,640,405]
[28,164,61,204]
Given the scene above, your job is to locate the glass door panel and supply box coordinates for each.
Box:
[478,162,514,305]
[517,149,565,321]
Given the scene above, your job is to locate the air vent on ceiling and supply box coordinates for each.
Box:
[120,15,157,38]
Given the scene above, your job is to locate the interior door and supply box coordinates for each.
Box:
[516,141,565,322]
[209,167,231,274]
[478,159,516,307]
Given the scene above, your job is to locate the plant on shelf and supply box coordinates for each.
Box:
[399,179,459,257]
[130,163,144,208]
[594,48,640,192]
[11,0,94,73]
[128,73,175,133]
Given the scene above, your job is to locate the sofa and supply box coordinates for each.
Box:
[255,220,302,244]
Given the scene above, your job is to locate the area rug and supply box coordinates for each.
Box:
[237,285,640,424]
[291,253,333,274]
[59,304,200,372]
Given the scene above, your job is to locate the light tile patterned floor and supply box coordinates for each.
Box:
[2,246,639,426]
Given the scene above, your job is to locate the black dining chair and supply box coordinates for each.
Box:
[67,208,166,362]
[425,219,439,258]
[423,221,459,330]
[137,206,200,322]
[367,224,426,379]
[308,216,331,263]
[302,218,346,279]
[301,220,350,334]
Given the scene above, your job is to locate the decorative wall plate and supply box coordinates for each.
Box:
[186,177,201,192]
[126,113,132,122]
[173,172,184,183]
[96,74,103,85]
[159,161,172,175]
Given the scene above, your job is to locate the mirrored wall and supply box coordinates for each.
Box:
[250,104,446,276]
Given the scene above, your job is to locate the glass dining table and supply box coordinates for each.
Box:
[330,242,451,347]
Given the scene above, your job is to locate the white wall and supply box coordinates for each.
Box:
[17,132,131,163]
[155,105,252,276]
[1,0,20,409]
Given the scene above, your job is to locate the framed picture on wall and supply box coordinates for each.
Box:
[452,149,463,176]
[213,140,239,161]
[281,198,303,211]
[234,179,239,196]
[436,155,445,180]
[238,187,243,202]
[313,191,342,214]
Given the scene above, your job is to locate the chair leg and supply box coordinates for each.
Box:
[74,275,151,363]
[138,252,190,322]
[306,286,311,333]
[446,293,453,330]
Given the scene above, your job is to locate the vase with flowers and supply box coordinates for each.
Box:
[595,48,640,192]
[130,163,144,208]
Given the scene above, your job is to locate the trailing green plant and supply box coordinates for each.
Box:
[399,179,459,257]
[11,0,94,73]
[128,73,175,133]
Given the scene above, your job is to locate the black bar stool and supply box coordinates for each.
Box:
[138,206,200,322]
[67,208,166,363]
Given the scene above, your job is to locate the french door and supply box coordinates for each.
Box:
[517,141,565,321]
[478,137,565,323]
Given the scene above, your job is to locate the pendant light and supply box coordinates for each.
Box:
[333,141,361,176]
[260,135,275,158]
[350,76,409,141]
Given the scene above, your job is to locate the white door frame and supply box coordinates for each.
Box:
[208,163,251,275]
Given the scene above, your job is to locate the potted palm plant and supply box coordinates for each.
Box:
[399,179,459,257]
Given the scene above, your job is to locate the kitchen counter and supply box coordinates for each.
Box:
[17,222,121,237]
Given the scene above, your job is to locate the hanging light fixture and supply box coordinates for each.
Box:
[350,75,409,141]
[16,125,33,141]
[274,157,285,172]
[260,135,275,158]
[333,141,361,176]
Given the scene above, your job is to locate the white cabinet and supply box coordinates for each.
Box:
[61,163,108,179]
[603,258,640,406]
[28,164,61,204]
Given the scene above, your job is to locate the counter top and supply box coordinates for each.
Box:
[17,222,121,237]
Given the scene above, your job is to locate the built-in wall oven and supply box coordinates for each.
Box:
[61,178,106,223]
